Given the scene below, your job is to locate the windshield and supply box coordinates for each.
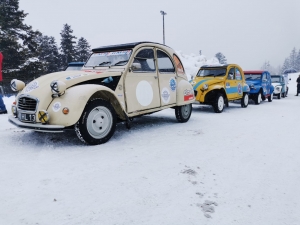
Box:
[85,50,132,67]
[196,68,227,77]
[244,74,261,80]
[271,76,280,82]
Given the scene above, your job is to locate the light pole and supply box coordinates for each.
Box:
[160,10,167,45]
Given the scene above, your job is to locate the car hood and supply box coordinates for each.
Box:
[15,69,123,111]
[192,77,224,90]
[19,69,122,96]
[272,82,282,87]
[246,80,260,86]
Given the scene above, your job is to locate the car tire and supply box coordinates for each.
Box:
[175,104,192,123]
[212,93,225,113]
[268,93,273,102]
[241,93,249,108]
[254,92,262,105]
[278,93,281,99]
[75,99,116,145]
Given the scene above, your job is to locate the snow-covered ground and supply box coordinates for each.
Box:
[1,73,300,225]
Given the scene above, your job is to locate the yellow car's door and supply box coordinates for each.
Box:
[225,67,238,100]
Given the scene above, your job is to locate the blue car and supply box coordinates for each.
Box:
[244,70,274,104]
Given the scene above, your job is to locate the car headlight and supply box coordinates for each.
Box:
[38,110,50,124]
[276,86,280,91]
[202,84,209,91]
[50,80,66,97]
[11,79,25,92]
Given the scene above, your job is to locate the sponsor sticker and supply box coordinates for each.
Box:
[226,82,230,88]
[169,78,176,92]
[66,74,84,80]
[52,102,61,112]
[161,87,170,104]
[24,80,39,93]
[184,89,194,101]
[237,83,242,95]
[97,50,131,56]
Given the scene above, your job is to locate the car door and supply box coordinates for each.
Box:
[125,48,160,113]
[235,67,243,99]
[156,49,177,106]
[225,67,238,100]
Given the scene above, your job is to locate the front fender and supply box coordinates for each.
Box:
[47,85,124,126]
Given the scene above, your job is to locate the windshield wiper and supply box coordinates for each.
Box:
[111,60,129,66]
[96,61,111,67]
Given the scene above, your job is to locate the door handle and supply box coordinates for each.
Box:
[154,76,158,79]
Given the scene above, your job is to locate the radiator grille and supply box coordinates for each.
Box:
[18,97,37,111]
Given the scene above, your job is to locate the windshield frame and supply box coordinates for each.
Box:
[196,67,227,77]
[244,73,262,80]
[85,50,133,68]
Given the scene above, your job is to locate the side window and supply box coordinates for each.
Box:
[235,68,242,80]
[227,68,235,80]
[157,50,175,73]
[262,73,267,80]
[173,54,185,75]
[133,49,155,72]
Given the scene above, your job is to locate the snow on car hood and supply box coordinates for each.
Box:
[271,82,281,87]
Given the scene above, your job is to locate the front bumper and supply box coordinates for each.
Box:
[8,115,65,133]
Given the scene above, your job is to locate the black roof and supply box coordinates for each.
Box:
[92,41,168,52]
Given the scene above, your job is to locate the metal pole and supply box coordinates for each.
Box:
[160,11,167,45]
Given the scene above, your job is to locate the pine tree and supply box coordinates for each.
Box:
[215,52,227,64]
[60,24,77,67]
[281,58,290,73]
[0,0,41,74]
[296,49,300,72]
[75,37,91,62]
[37,35,61,73]
[289,47,297,70]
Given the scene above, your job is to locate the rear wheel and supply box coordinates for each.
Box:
[75,99,116,145]
[268,93,273,102]
[175,104,192,123]
[241,93,249,108]
[254,92,262,105]
[212,93,225,113]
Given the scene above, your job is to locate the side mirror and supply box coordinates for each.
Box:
[263,79,267,82]
[130,62,141,71]
[11,79,25,92]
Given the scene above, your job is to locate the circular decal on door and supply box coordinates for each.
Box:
[161,87,170,104]
[136,81,153,106]
[169,78,176,92]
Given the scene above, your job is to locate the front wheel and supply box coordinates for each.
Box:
[75,99,117,145]
[241,93,249,108]
[175,104,192,123]
[254,92,262,105]
[278,93,281,99]
[268,93,273,102]
[212,93,225,113]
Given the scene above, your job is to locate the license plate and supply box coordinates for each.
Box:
[18,113,36,122]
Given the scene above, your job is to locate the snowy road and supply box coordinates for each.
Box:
[1,73,300,225]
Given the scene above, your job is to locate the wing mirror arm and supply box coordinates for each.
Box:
[129,62,141,72]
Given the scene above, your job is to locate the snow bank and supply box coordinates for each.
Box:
[176,51,220,80]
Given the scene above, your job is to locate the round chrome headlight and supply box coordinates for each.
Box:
[50,80,66,96]
[202,84,209,90]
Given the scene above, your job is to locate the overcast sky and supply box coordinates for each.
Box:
[19,0,300,70]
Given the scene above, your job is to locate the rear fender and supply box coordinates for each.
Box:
[176,78,195,106]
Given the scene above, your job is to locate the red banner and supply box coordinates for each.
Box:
[0,52,3,82]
